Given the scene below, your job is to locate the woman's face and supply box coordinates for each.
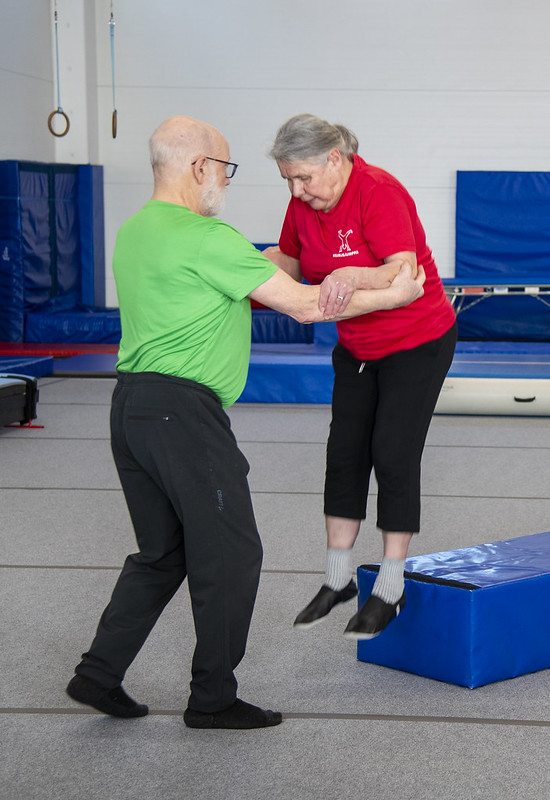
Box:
[277,152,348,212]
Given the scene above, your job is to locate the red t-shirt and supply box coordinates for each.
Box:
[279,155,456,360]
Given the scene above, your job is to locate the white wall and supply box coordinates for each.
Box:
[0,1,55,162]
[49,0,100,165]
[3,1,550,306]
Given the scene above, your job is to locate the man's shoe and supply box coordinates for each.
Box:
[344,592,406,640]
[293,580,358,629]
[184,698,282,730]
[66,675,149,718]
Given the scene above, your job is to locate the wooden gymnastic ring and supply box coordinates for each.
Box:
[47,109,70,137]
[112,109,118,139]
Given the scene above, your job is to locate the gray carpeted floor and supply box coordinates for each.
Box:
[2,377,550,799]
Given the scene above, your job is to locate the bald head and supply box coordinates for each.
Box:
[149,116,224,182]
[148,116,231,213]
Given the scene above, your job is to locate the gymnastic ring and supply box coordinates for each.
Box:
[47,109,70,137]
[112,109,118,139]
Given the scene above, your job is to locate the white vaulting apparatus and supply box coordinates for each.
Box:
[436,377,550,416]
[435,346,550,417]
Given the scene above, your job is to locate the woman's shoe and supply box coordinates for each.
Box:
[343,592,406,640]
[293,580,358,629]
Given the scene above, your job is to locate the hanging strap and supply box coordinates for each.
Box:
[47,3,70,137]
[110,4,118,138]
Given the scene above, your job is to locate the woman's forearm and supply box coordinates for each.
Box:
[333,264,425,319]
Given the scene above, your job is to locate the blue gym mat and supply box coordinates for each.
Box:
[48,340,550,406]
[0,356,54,379]
[356,531,550,687]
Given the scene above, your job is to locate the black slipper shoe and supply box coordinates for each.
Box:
[293,580,358,629]
[343,592,406,640]
[184,698,282,729]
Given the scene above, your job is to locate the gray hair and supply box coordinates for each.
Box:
[149,134,181,176]
[269,114,358,164]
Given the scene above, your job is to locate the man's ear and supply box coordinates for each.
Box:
[192,158,206,183]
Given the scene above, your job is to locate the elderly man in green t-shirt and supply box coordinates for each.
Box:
[65,115,425,730]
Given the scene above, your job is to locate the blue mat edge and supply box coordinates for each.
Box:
[0,356,54,379]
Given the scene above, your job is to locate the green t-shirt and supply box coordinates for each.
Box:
[113,200,277,407]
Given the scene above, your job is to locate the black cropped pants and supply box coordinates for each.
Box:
[324,324,457,532]
[75,372,263,713]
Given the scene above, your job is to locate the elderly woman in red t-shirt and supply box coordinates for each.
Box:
[264,113,457,640]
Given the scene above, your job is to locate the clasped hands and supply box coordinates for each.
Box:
[318,260,421,319]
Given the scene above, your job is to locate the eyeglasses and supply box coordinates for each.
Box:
[192,157,238,179]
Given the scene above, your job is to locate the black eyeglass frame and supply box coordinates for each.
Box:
[192,157,238,179]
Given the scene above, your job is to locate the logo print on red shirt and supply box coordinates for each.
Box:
[338,229,353,253]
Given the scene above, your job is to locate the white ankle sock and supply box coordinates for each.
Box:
[325,548,353,591]
[372,557,405,604]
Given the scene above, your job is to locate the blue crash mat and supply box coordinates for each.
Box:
[357,531,550,688]
[241,344,334,403]
[404,531,550,587]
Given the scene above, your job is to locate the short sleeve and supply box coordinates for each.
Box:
[198,220,277,300]
[364,183,417,260]
[279,201,301,259]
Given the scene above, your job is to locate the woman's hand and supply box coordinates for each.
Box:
[318,269,358,318]
[321,262,425,321]
[318,260,414,316]
[384,251,418,280]
[389,262,425,307]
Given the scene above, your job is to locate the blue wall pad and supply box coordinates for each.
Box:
[0,161,105,342]
[25,306,121,344]
[453,295,550,341]
[251,309,313,344]
[356,531,550,688]
[78,165,105,307]
[26,307,309,348]
[456,172,550,278]
[313,321,338,346]
[455,171,550,340]
[0,356,53,379]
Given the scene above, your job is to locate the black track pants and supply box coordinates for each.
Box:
[76,372,263,713]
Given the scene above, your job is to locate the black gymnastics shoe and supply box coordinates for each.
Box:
[183,699,282,729]
[293,580,358,629]
[66,675,149,718]
[343,592,406,640]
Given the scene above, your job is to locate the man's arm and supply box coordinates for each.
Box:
[249,268,321,323]
[249,262,425,324]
